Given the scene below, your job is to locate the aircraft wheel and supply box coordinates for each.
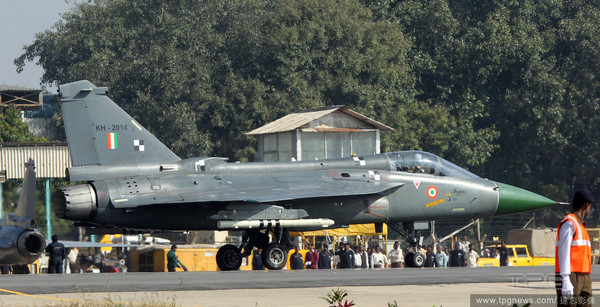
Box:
[412,252,425,268]
[216,244,242,271]
[262,243,288,270]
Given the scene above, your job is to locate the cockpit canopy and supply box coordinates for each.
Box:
[385,151,480,180]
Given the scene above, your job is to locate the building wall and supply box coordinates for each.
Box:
[0,144,71,179]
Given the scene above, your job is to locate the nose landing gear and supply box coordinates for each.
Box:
[387,221,426,268]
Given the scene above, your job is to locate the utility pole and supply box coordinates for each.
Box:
[45,179,52,240]
[0,171,5,219]
[0,182,3,219]
[477,219,481,250]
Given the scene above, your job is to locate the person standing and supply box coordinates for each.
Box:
[67,247,80,274]
[355,246,369,269]
[435,245,448,267]
[460,236,470,255]
[371,246,388,268]
[167,244,181,272]
[318,244,332,269]
[336,243,355,269]
[449,242,465,267]
[252,248,265,270]
[556,190,594,306]
[497,240,509,266]
[467,244,479,267]
[304,245,319,269]
[388,241,404,268]
[424,245,436,267]
[290,246,304,270]
[45,234,66,274]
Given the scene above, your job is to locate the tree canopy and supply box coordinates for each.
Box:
[0,105,46,143]
[15,0,600,227]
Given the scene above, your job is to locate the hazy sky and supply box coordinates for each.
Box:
[0,0,77,93]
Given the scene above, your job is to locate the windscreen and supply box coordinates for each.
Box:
[384,151,480,180]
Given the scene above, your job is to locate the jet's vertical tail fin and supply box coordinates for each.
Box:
[15,159,36,219]
[59,80,181,167]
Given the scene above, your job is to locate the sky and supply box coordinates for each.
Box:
[0,0,78,93]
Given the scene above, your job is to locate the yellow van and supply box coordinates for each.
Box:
[477,244,554,267]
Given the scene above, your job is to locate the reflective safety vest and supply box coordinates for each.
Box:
[555,213,591,274]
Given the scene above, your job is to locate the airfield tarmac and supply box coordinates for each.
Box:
[0,266,598,306]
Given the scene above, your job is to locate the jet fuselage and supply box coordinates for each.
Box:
[56,151,551,231]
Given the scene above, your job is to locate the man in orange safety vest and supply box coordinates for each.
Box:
[556,190,594,306]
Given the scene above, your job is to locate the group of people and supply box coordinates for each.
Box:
[445,239,510,268]
[251,240,477,270]
[44,235,119,274]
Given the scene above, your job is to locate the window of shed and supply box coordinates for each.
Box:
[326,133,351,159]
[278,132,292,161]
[263,132,292,162]
[264,134,277,152]
[301,131,375,160]
[301,132,326,160]
[352,131,376,156]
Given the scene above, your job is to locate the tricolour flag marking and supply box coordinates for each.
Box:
[107,133,118,149]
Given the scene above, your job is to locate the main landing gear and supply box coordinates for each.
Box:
[387,221,426,268]
[216,227,292,271]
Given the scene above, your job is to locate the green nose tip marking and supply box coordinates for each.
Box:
[494,182,556,215]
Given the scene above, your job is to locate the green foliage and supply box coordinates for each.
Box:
[363,0,600,225]
[0,105,46,143]
[14,0,455,162]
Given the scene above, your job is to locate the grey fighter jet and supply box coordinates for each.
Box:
[0,159,46,273]
[54,80,557,270]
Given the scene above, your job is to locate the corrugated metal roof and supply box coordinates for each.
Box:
[246,105,393,135]
[0,85,40,92]
[0,143,71,179]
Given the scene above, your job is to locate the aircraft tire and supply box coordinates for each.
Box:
[262,243,288,270]
[216,244,242,271]
[412,252,425,268]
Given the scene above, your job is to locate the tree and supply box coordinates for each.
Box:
[15,0,498,166]
[361,0,600,228]
[0,105,46,143]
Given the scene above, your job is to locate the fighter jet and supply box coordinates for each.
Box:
[0,159,46,273]
[53,80,557,270]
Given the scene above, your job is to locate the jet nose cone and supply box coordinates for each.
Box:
[494,182,556,215]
